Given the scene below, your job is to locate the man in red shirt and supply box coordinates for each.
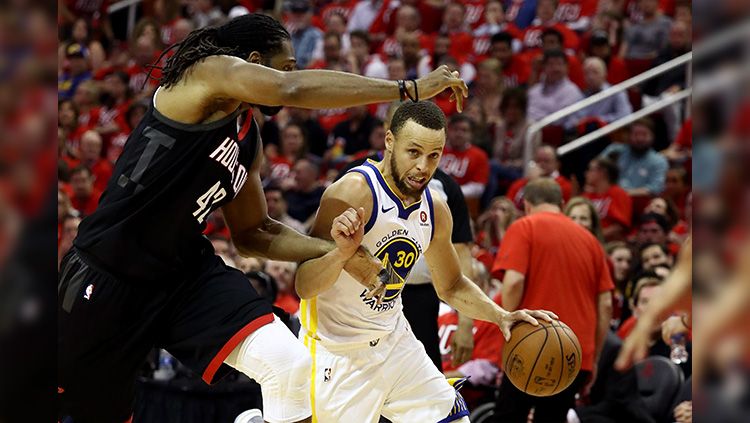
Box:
[78,130,114,192]
[68,165,103,217]
[583,157,633,241]
[506,144,573,210]
[490,32,530,88]
[439,115,490,204]
[492,178,613,422]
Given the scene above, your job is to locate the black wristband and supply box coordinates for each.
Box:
[404,79,419,102]
[398,79,407,101]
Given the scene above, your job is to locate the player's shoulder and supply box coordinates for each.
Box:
[428,187,451,224]
[323,171,373,204]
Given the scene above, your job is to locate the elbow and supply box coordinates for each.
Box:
[295,272,315,300]
[278,74,301,105]
[435,276,460,301]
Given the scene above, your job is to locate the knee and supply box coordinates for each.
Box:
[278,344,312,391]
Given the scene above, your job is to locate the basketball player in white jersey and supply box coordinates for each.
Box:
[294,101,557,422]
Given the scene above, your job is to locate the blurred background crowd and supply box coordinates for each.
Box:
[0,0,728,420]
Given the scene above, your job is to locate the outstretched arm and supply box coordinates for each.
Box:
[206,58,468,111]
[295,173,384,299]
[425,195,556,340]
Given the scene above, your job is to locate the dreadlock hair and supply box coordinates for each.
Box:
[155,14,290,88]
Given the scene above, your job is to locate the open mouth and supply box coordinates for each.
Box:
[406,175,427,189]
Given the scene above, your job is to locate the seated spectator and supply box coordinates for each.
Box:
[318,11,352,57]
[58,42,92,101]
[78,130,113,192]
[472,0,523,60]
[58,214,82,268]
[662,119,692,164]
[475,196,518,256]
[284,158,325,225]
[437,2,474,63]
[490,88,533,181]
[286,0,323,69]
[617,273,663,339]
[265,184,307,234]
[378,5,430,58]
[635,212,677,255]
[470,58,504,125]
[66,18,106,71]
[439,115,490,204]
[643,195,689,243]
[601,118,669,196]
[399,32,423,80]
[620,0,672,60]
[71,80,100,129]
[528,28,585,89]
[308,31,353,72]
[68,165,102,217]
[419,33,477,86]
[269,123,308,186]
[107,100,149,163]
[348,30,388,78]
[59,99,86,159]
[587,29,630,85]
[347,0,380,33]
[565,196,605,243]
[640,242,674,272]
[327,106,379,160]
[663,166,690,218]
[583,157,633,241]
[264,260,301,315]
[554,0,598,32]
[506,145,573,209]
[569,57,632,130]
[285,107,329,158]
[489,32,530,88]
[607,241,634,328]
[520,0,580,54]
[527,49,584,122]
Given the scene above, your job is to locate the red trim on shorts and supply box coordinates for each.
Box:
[202,312,275,384]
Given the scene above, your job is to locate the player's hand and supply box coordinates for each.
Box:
[343,246,387,303]
[661,315,689,345]
[615,315,655,371]
[498,309,558,341]
[416,66,468,112]
[451,319,474,367]
[331,207,365,258]
[673,401,692,423]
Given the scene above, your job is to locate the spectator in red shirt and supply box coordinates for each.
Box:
[439,114,490,203]
[68,165,102,217]
[617,275,662,339]
[640,242,673,272]
[490,87,531,181]
[521,0,580,54]
[587,30,630,85]
[265,184,307,234]
[378,5,427,57]
[349,30,389,78]
[94,71,132,145]
[438,2,474,62]
[528,28,585,88]
[78,130,114,192]
[490,32,531,87]
[472,0,523,61]
[470,58,504,125]
[555,0,598,31]
[506,145,573,210]
[583,157,633,241]
[264,260,301,315]
[400,32,423,80]
[492,178,613,422]
[635,212,673,249]
[269,123,307,186]
[308,31,353,72]
[67,18,107,71]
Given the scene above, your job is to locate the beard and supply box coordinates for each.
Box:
[389,154,429,198]
[629,144,649,157]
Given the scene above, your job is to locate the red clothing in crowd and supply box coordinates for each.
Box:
[370,0,443,36]
[521,23,580,53]
[584,186,633,229]
[275,292,300,315]
[71,188,103,217]
[439,145,490,188]
[617,315,637,339]
[87,159,114,192]
[502,54,532,88]
[606,56,630,85]
[319,0,357,26]
[439,310,504,372]
[492,212,615,371]
[471,24,523,62]
[506,174,573,210]
[459,0,487,29]
[554,0,598,28]
[269,156,295,181]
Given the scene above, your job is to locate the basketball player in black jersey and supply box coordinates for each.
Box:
[58,14,468,423]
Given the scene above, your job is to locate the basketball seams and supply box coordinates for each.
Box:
[560,325,582,364]
[551,323,565,394]
[503,325,549,366]
[523,323,549,393]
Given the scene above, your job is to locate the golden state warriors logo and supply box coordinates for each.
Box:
[375,237,419,301]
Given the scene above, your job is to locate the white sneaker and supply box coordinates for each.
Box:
[235,409,264,423]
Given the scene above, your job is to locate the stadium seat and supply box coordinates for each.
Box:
[635,356,684,422]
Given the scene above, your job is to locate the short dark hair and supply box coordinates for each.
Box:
[541,28,564,44]
[500,87,527,113]
[159,14,290,88]
[350,30,370,44]
[542,49,567,64]
[390,101,447,136]
[592,157,619,184]
[70,164,93,178]
[448,113,473,129]
[524,178,562,206]
[490,31,514,47]
[631,117,655,134]
[639,212,670,233]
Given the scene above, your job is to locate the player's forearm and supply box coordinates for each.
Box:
[295,249,348,299]
[233,217,334,261]
[284,70,405,109]
[438,276,506,324]
[594,292,613,364]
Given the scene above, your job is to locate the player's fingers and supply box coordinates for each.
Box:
[502,325,511,342]
[356,207,365,223]
[530,310,555,323]
[455,89,464,112]
[518,310,540,326]
[335,217,356,236]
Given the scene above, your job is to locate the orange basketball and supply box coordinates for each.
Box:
[501,320,582,397]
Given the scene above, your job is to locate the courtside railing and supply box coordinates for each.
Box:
[108,0,142,38]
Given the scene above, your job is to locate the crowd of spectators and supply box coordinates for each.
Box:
[58,0,696,421]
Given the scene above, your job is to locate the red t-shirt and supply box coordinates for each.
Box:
[606,56,630,85]
[275,292,300,315]
[617,315,637,339]
[438,309,504,371]
[71,188,103,217]
[439,145,490,187]
[269,156,294,181]
[523,51,585,88]
[554,0,598,27]
[492,212,614,371]
[583,186,633,229]
[506,175,573,210]
[521,23,580,53]
[89,159,114,192]
[502,55,532,88]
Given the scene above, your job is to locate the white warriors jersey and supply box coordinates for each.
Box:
[299,160,436,348]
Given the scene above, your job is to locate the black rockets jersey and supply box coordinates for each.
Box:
[74,91,259,282]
